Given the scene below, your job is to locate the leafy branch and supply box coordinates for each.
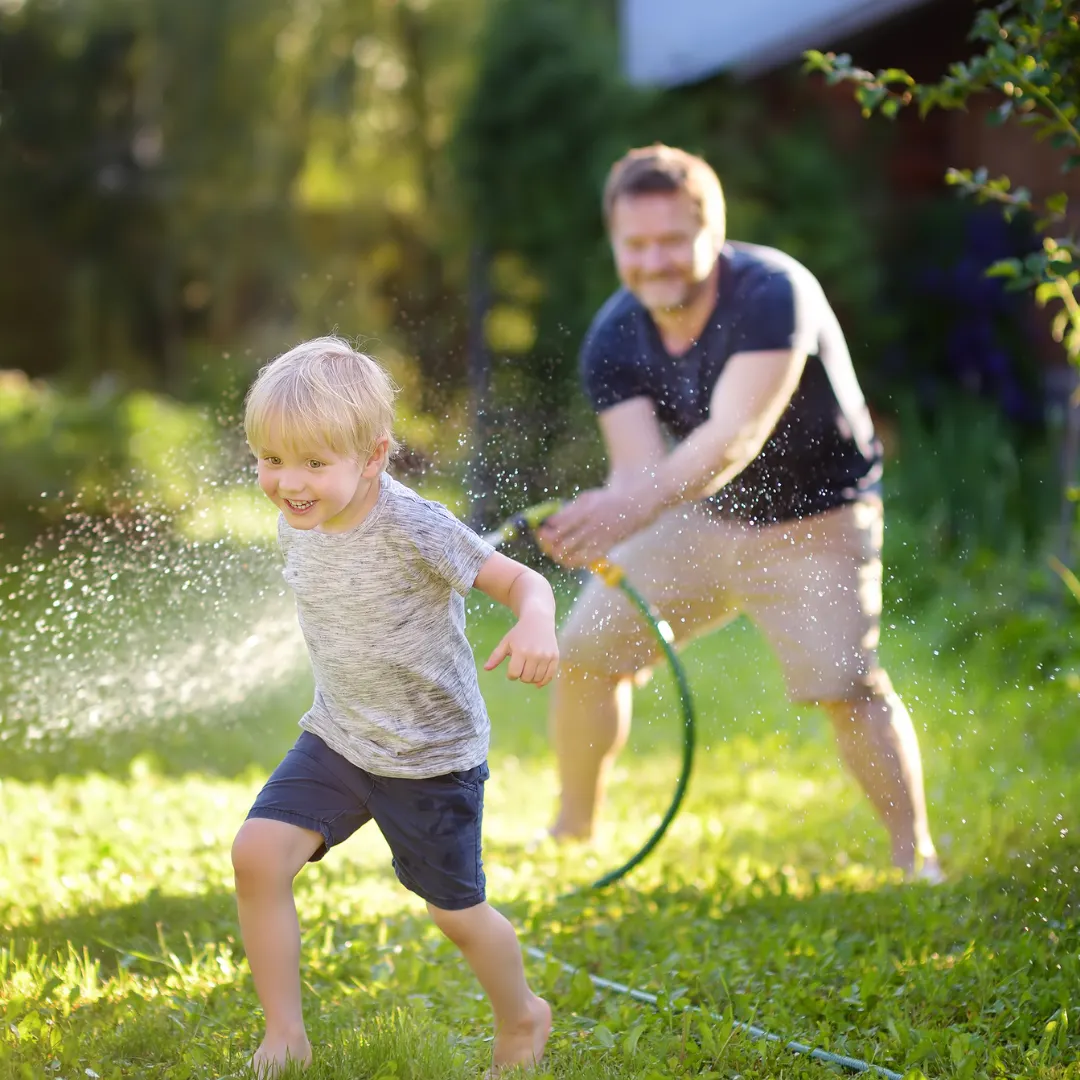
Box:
[804,0,1080,365]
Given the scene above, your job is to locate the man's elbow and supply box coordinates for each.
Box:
[698,427,768,497]
[721,421,770,472]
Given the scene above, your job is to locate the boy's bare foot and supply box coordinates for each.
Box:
[250,1035,313,1077]
[490,995,552,1075]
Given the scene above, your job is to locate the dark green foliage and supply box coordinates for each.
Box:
[453,0,638,506]
[805,0,1080,362]
[453,2,891,511]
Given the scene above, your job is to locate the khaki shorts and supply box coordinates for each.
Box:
[560,498,884,702]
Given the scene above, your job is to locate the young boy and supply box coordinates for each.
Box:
[231,336,555,1077]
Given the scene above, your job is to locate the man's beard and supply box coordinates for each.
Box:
[639,272,710,314]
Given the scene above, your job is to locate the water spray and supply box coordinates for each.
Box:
[483,499,695,893]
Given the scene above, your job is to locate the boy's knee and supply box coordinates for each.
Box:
[231,822,265,880]
[231,818,305,884]
[427,900,485,944]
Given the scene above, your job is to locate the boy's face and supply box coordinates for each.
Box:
[254,434,388,533]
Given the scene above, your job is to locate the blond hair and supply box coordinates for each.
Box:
[602,144,726,239]
[244,336,399,463]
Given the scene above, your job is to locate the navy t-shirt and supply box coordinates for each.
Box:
[580,242,883,524]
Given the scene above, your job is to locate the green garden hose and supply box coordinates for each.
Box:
[485,500,906,1079]
[484,500,696,893]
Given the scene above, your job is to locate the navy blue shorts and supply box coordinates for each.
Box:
[247,731,489,910]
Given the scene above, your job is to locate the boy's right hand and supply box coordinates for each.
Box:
[484,613,559,687]
[473,552,559,686]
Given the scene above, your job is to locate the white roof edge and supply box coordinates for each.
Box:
[622,0,936,88]
[731,0,936,79]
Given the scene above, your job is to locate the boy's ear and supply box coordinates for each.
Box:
[362,436,391,477]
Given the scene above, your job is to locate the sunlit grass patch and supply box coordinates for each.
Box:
[3,584,1080,1078]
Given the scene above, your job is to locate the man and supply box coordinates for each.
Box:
[537,144,942,881]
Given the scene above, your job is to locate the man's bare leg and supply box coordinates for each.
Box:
[820,672,942,880]
[548,663,633,840]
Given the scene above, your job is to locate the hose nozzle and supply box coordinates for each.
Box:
[484,499,565,549]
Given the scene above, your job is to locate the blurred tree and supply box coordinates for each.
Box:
[0,0,486,423]
[0,0,496,542]
[453,0,650,516]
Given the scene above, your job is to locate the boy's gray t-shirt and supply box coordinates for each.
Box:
[278,472,496,779]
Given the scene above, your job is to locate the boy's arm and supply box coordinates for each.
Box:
[472,552,559,686]
[473,551,554,617]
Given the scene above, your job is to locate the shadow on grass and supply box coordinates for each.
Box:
[14,819,1080,985]
[6,838,1080,1075]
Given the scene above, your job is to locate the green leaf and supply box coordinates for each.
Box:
[569,968,595,1010]
[985,258,1022,278]
[881,67,915,86]
[945,167,973,186]
[622,1022,647,1057]
[856,85,888,117]
[970,9,1002,42]
[907,1036,935,1064]
[1046,192,1069,217]
[1025,251,1050,273]
[1036,280,1064,304]
[593,1023,616,1049]
[989,40,1017,63]
[950,1034,970,1068]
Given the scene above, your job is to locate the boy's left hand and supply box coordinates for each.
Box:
[484,617,559,687]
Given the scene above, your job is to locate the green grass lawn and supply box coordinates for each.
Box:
[3,561,1080,1079]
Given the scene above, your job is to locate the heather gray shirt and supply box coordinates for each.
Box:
[278,472,495,778]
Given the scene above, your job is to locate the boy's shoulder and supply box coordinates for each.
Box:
[379,473,485,553]
[381,472,461,529]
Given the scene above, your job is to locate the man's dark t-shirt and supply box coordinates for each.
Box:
[580,242,883,525]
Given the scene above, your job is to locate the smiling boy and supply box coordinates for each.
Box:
[232,336,554,1076]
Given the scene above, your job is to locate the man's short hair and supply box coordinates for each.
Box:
[602,144,726,239]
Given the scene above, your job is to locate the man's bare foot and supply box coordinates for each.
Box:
[490,995,552,1075]
[909,852,945,885]
[546,820,593,844]
[250,1034,313,1077]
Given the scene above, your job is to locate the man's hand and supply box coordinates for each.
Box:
[536,484,658,568]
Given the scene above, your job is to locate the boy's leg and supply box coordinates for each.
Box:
[370,765,550,1072]
[427,901,551,1073]
[550,505,741,840]
[232,818,323,1074]
[235,730,377,1075]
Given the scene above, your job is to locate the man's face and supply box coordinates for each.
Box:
[608,190,720,314]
